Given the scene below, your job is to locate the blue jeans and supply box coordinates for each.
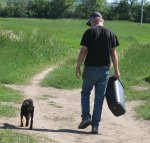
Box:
[81,66,109,127]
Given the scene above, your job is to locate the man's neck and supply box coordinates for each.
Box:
[92,22,103,27]
[96,22,103,26]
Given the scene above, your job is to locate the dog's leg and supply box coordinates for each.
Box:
[20,114,23,127]
[25,116,29,127]
[29,112,33,130]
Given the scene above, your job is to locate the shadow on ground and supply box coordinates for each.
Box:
[0,123,96,135]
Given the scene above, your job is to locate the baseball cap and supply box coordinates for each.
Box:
[86,12,103,26]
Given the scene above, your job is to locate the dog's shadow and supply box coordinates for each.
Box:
[33,128,92,134]
[0,123,93,135]
[1,123,17,129]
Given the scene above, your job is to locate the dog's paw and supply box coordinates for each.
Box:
[20,124,23,127]
[29,127,32,130]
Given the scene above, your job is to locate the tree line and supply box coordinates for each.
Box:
[0,0,150,23]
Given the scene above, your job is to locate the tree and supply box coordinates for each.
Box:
[111,0,143,21]
[0,1,28,17]
[74,0,107,18]
[143,2,150,22]
[13,2,28,17]
[115,0,130,20]
[50,0,74,18]
[27,0,50,18]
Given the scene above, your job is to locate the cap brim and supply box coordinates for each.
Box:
[86,19,91,26]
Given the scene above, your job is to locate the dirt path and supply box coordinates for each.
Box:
[0,67,150,143]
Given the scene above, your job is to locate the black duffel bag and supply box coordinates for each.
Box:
[105,76,126,116]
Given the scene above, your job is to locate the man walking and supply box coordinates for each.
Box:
[76,12,120,134]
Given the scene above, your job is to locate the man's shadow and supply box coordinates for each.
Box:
[0,123,92,135]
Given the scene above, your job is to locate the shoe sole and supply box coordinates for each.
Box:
[78,120,92,129]
[91,131,98,134]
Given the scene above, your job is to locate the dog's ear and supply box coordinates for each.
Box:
[29,99,33,105]
[22,102,29,106]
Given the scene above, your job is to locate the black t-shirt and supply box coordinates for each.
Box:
[80,26,119,67]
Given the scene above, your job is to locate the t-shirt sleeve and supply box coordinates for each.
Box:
[80,29,91,48]
[111,33,119,48]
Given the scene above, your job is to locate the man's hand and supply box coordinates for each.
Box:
[76,67,81,79]
[76,46,88,79]
[114,70,120,79]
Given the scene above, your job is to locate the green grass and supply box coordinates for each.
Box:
[1,18,150,86]
[0,18,83,84]
[0,130,37,143]
[0,84,23,117]
[0,84,23,102]
[120,43,150,85]
[119,43,150,119]
[42,58,82,89]
[135,103,150,120]
[0,18,150,119]
[0,104,17,117]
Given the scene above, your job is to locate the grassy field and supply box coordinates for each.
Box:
[0,18,82,84]
[0,130,37,143]
[0,18,150,140]
[0,84,23,117]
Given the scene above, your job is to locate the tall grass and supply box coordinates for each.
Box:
[1,18,150,86]
[119,43,150,119]
[120,43,150,87]
[0,18,83,84]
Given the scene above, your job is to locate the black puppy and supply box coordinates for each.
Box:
[20,99,34,130]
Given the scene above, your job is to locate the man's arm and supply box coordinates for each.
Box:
[111,48,120,79]
[76,46,88,78]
